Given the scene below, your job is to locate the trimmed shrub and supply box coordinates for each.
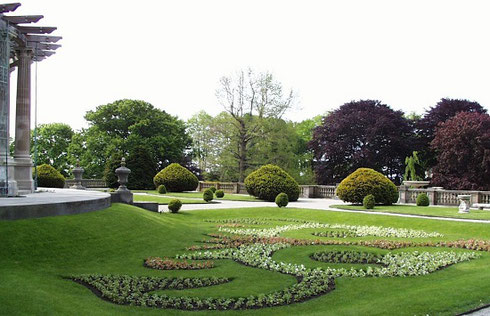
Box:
[35,164,65,188]
[208,186,217,193]
[153,163,199,192]
[203,189,214,202]
[275,193,289,207]
[215,190,225,198]
[168,199,182,213]
[363,194,375,209]
[336,168,398,205]
[157,185,167,194]
[416,193,430,206]
[244,164,300,202]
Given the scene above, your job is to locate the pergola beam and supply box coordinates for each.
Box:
[3,15,43,24]
[27,42,60,50]
[17,26,56,34]
[25,35,62,43]
[0,3,20,13]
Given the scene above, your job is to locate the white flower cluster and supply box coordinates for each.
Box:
[177,243,479,279]
[218,222,443,238]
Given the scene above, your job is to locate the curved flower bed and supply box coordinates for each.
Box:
[70,217,485,311]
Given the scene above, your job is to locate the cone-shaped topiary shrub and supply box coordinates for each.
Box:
[337,168,398,205]
[157,184,167,194]
[245,164,300,202]
[416,193,430,206]
[35,164,65,188]
[215,189,224,198]
[203,189,214,202]
[363,194,375,209]
[275,192,289,207]
[168,199,182,213]
[153,163,199,192]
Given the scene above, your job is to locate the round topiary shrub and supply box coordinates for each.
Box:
[363,194,375,209]
[244,164,300,202]
[35,164,65,188]
[153,163,199,192]
[275,192,289,207]
[203,189,214,202]
[215,189,224,198]
[157,184,167,194]
[168,199,182,213]
[208,186,217,193]
[416,193,430,206]
[336,168,398,205]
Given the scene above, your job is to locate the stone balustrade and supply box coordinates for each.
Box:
[398,186,490,206]
[64,179,106,189]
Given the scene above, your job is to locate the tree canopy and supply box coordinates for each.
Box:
[30,123,74,176]
[68,99,191,184]
[310,100,413,184]
[431,112,490,190]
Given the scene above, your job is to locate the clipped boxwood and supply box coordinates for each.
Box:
[35,164,65,188]
[208,186,217,193]
[416,193,430,206]
[157,184,167,194]
[203,189,214,202]
[336,168,398,205]
[245,164,300,202]
[168,199,182,213]
[153,163,198,192]
[275,193,289,207]
[363,194,375,209]
[215,189,224,198]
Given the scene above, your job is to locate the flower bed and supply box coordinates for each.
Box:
[144,257,214,270]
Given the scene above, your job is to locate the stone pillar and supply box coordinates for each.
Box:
[0,63,18,196]
[398,185,408,204]
[13,48,34,193]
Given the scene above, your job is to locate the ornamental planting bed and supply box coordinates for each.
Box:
[71,217,482,311]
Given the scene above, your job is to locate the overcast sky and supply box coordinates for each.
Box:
[8,0,490,131]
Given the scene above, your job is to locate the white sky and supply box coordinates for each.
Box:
[8,0,490,132]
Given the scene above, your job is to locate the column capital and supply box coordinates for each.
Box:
[15,47,34,59]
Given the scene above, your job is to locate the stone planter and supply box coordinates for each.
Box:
[402,181,431,188]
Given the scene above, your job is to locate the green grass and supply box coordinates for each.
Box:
[332,204,490,220]
[136,190,264,202]
[1,204,489,315]
[133,194,208,204]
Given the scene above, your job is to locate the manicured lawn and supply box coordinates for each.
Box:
[136,190,264,202]
[133,194,208,204]
[1,204,489,315]
[332,204,490,220]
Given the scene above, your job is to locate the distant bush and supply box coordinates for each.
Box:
[35,164,65,188]
[153,163,199,192]
[275,193,289,208]
[208,186,217,193]
[215,190,225,198]
[157,185,167,194]
[416,193,430,206]
[363,194,375,209]
[168,199,182,213]
[245,164,300,202]
[336,168,398,205]
[203,189,214,202]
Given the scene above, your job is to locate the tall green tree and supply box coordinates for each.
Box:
[68,99,192,185]
[215,69,295,181]
[30,123,74,176]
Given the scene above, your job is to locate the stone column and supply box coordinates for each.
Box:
[13,48,34,193]
[0,63,18,196]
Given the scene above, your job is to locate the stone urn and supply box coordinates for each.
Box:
[111,158,133,204]
[70,160,85,190]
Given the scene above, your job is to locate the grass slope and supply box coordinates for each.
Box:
[1,204,489,315]
[332,204,490,220]
[133,194,207,204]
[135,190,264,202]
